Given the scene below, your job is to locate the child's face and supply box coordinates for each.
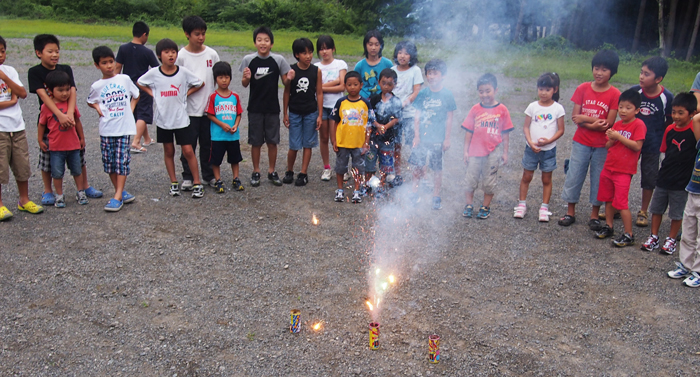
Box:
[478,84,497,106]
[671,105,694,126]
[255,34,272,56]
[295,48,314,67]
[50,85,71,103]
[36,43,60,69]
[379,76,395,95]
[366,37,381,58]
[592,65,612,85]
[95,56,115,77]
[0,45,6,65]
[186,29,206,47]
[639,65,662,88]
[345,77,362,97]
[538,86,555,102]
[396,49,411,67]
[618,100,640,122]
[216,75,231,90]
[160,49,178,67]
[318,45,334,61]
[426,69,443,88]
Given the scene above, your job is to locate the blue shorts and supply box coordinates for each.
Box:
[100,135,131,175]
[321,107,333,121]
[365,140,394,173]
[288,111,319,150]
[409,142,443,171]
[50,149,81,179]
[521,145,557,172]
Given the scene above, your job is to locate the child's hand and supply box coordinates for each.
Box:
[402,99,411,107]
[56,112,75,128]
[536,137,548,146]
[501,153,508,165]
[231,124,238,133]
[243,68,251,80]
[80,138,86,149]
[332,142,338,152]
[378,124,386,135]
[571,114,585,124]
[592,119,608,130]
[442,139,450,151]
[316,116,322,130]
[605,128,619,140]
[222,125,232,133]
[39,138,48,152]
[361,145,369,155]
[283,114,290,128]
[287,70,296,81]
[529,143,541,153]
[463,150,470,164]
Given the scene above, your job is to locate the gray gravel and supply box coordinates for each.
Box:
[1,36,700,376]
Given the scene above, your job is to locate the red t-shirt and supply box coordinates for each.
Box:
[461,103,514,157]
[604,118,646,175]
[571,82,621,148]
[39,101,81,151]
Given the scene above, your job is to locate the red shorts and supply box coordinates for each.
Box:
[597,168,632,210]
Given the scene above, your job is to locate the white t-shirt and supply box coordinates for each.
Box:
[87,74,140,136]
[524,101,566,151]
[137,66,203,130]
[391,65,423,119]
[315,59,348,109]
[175,46,220,117]
[0,65,26,132]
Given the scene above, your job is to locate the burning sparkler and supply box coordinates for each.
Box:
[312,213,319,225]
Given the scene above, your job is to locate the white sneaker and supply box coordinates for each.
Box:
[181,179,194,191]
[343,172,351,181]
[513,202,526,218]
[208,178,218,188]
[334,189,345,202]
[321,168,332,181]
[683,271,700,287]
[668,261,690,279]
[538,206,552,222]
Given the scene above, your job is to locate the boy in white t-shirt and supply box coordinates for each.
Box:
[175,16,220,190]
[87,46,140,212]
[0,36,44,220]
[138,38,205,198]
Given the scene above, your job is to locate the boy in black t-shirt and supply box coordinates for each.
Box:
[28,34,102,206]
[239,26,292,187]
[282,38,323,186]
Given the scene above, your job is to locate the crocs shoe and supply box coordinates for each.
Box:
[477,206,490,219]
[84,186,103,198]
[0,206,13,221]
[122,191,135,203]
[104,198,123,212]
[41,192,55,205]
[17,201,44,214]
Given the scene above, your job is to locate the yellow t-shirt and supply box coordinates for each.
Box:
[330,96,375,149]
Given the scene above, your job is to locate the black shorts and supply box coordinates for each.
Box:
[157,126,195,145]
[134,91,154,124]
[210,140,243,166]
[248,112,280,146]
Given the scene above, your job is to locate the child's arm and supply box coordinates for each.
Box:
[413,111,421,148]
[0,70,26,99]
[137,83,154,98]
[501,132,510,165]
[75,116,86,150]
[67,87,77,126]
[443,111,453,151]
[606,128,643,151]
[36,89,75,128]
[37,121,48,151]
[242,67,251,88]
[0,93,18,110]
[316,69,323,130]
[233,112,241,133]
[207,113,233,133]
[87,102,104,117]
[571,104,607,130]
[405,83,421,108]
[522,115,540,153]
[187,82,204,97]
[130,96,139,113]
[329,120,338,152]
[322,69,347,93]
[463,131,473,164]
[282,80,291,128]
[539,116,566,146]
[692,114,700,141]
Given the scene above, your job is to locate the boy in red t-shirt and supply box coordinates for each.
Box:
[594,89,646,246]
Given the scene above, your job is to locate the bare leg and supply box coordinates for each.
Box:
[181,145,201,184]
[620,208,633,235]
[319,119,330,167]
[605,202,615,228]
[641,188,653,212]
[212,165,221,181]
[433,170,442,197]
[231,163,239,179]
[42,171,53,194]
[483,193,494,207]
[251,145,262,173]
[465,191,474,205]
[301,148,312,174]
[287,149,298,172]
[163,143,177,182]
[109,173,126,201]
[541,171,553,204]
[81,165,89,189]
[336,173,344,189]
[591,205,601,221]
[519,169,534,201]
[17,180,30,206]
[53,177,64,196]
[267,143,278,173]
[566,202,576,217]
[73,173,85,191]
[650,213,663,235]
[669,219,683,239]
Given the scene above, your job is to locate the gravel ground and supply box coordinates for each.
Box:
[2,36,700,376]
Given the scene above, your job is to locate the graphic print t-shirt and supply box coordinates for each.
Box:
[414,87,457,145]
[28,64,77,108]
[288,63,319,115]
[330,96,376,149]
[0,65,26,132]
[39,101,81,151]
[87,74,140,136]
[315,59,348,108]
[658,122,698,190]
[604,118,647,175]
[630,84,674,154]
[570,82,621,148]
[462,102,514,157]
[524,101,566,151]
[369,93,402,145]
[176,46,220,116]
[206,91,243,142]
[354,57,393,98]
[239,52,291,113]
[137,66,203,130]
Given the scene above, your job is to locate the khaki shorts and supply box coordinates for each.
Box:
[465,145,501,195]
[0,130,31,185]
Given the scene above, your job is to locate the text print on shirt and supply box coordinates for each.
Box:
[100,83,129,118]
[162,85,180,97]
[255,67,272,80]
[474,112,502,136]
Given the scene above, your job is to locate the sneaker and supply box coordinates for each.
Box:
[432,196,442,210]
[84,186,103,198]
[352,190,362,203]
[55,194,66,208]
[640,234,659,251]
[122,191,136,204]
[208,178,218,188]
[295,173,308,186]
[268,172,283,186]
[595,225,614,239]
[283,170,295,184]
[104,198,123,212]
[462,204,474,218]
[477,206,490,219]
[321,168,332,181]
[683,271,700,287]
[169,182,181,196]
[215,180,225,193]
[0,206,13,221]
[192,184,205,198]
[76,190,89,205]
[334,189,345,202]
[251,172,261,187]
[613,232,635,247]
[661,237,677,255]
[513,202,526,218]
[181,180,194,191]
[232,178,244,191]
[538,206,552,222]
[343,172,351,181]
[636,210,649,227]
[668,261,690,279]
[17,201,44,214]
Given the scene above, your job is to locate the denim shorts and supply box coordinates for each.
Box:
[365,140,395,173]
[288,111,319,150]
[561,141,607,206]
[50,149,81,179]
[321,107,333,121]
[521,145,557,172]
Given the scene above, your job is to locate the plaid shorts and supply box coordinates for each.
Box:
[37,133,87,172]
[100,135,131,175]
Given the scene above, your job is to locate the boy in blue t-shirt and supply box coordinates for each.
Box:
[630,56,674,227]
[206,62,244,193]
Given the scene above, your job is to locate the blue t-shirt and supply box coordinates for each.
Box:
[414,87,457,144]
[630,85,674,154]
[354,57,393,98]
[206,91,243,142]
[115,42,160,83]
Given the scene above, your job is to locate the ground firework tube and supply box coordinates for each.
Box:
[369,322,380,350]
[290,309,301,333]
[428,334,440,363]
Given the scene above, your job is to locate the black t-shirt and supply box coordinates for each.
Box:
[27,64,77,108]
[657,123,698,190]
[369,93,402,144]
[288,63,318,115]
[239,52,291,114]
[115,42,160,83]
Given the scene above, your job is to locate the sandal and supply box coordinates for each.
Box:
[558,214,575,226]
[588,218,602,231]
[636,210,648,227]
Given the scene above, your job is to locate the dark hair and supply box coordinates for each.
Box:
[132,21,150,37]
[92,46,115,64]
[45,70,71,91]
[0,36,5,49]
[619,88,642,109]
[642,56,668,79]
[345,71,362,84]
[477,73,498,89]
[378,68,397,82]
[362,29,384,58]
[212,61,232,79]
[425,59,447,75]
[316,35,335,57]
[537,72,561,102]
[591,49,619,77]
[672,92,698,113]
[393,40,418,67]
[33,34,60,54]
[292,38,314,60]
[182,16,207,35]
[253,26,274,44]
[155,38,178,61]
